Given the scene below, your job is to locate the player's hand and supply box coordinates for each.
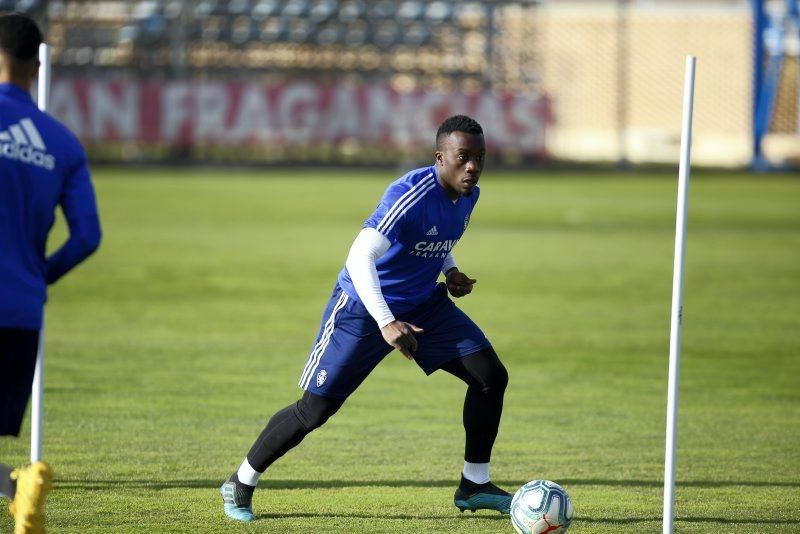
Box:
[380,321,424,360]
[445,269,477,298]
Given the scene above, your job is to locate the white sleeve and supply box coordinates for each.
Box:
[441,253,457,275]
[345,227,396,328]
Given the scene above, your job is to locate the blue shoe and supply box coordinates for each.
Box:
[220,475,255,522]
[454,475,512,514]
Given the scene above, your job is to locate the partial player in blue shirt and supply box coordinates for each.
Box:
[0,14,101,531]
[337,163,479,315]
[221,116,512,522]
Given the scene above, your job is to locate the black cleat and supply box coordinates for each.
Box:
[453,475,512,514]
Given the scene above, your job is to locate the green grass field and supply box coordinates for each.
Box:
[1,168,799,533]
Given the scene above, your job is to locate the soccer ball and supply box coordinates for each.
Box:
[510,480,574,534]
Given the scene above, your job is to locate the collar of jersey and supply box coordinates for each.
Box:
[0,83,34,104]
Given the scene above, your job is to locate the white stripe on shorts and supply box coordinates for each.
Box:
[298,292,349,389]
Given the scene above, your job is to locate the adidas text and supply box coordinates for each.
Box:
[0,142,56,170]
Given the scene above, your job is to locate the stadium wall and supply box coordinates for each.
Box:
[535,2,754,166]
[24,1,785,168]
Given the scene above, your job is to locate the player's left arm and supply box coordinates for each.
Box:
[45,145,102,284]
[443,256,477,298]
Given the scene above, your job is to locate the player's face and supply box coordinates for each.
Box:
[435,131,485,199]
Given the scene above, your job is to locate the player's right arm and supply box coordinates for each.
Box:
[45,143,101,284]
[345,227,423,360]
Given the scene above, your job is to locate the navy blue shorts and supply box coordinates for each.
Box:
[298,282,492,399]
[0,328,39,436]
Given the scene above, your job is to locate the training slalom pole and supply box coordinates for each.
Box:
[663,55,696,534]
[31,43,51,463]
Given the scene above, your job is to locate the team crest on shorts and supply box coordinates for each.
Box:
[316,369,327,387]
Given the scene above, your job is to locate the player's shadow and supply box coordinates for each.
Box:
[256,511,507,521]
[55,478,800,491]
[52,479,800,526]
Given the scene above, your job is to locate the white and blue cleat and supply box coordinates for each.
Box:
[220,476,256,522]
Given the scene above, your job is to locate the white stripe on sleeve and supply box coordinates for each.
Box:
[376,174,435,235]
[345,227,395,328]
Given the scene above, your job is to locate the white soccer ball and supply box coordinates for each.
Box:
[510,480,574,534]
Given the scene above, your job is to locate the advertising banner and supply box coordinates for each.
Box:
[47,79,551,163]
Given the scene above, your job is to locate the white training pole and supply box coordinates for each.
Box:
[31,43,51,464]
[663,55,696,534]
[37,43,50,113]
[30,323,45,463]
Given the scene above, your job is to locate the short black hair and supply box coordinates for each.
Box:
[436,115,483,149]
[0,12,43,61]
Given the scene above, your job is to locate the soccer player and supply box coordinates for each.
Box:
[0,13,102,534]
[221,115,511,521]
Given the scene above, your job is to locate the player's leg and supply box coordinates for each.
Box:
[0,463,15,498]
[245,390,345,472]
[220,391,344,521]
[0,329,39,438]
[440,348,512,513]
[406,285,511,513]
[442,348,508,469]
[221,285,390,522]
[1,328,53,531]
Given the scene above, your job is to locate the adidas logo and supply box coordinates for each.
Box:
[316,369,327,387]
[0,118,55,170]
[426,225,438,236]
[0,118,46,149]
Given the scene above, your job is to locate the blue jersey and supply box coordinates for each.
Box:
[0,83,101,329]
[338,165,478,314]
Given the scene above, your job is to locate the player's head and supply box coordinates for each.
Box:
[434,115,485,199]
[0,12,43,88]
